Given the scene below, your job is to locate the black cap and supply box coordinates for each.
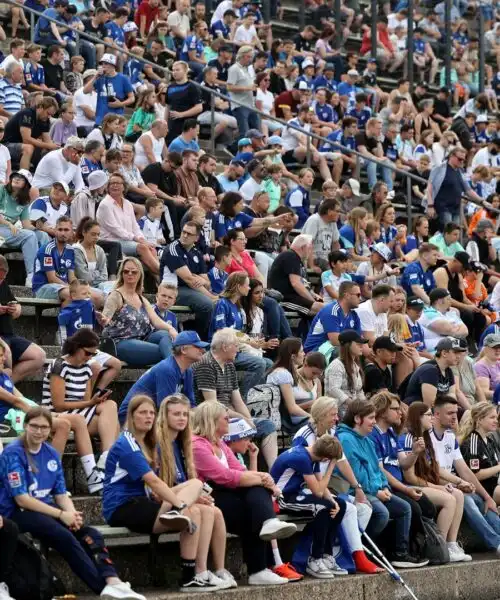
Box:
[54,0,69,7]
[407,296,425,309]
[429,288,451,304]
[338,330,369,345]
[491,136,500,147]
[373,336,403,352]
[435,337,466,352]
[454,251,471,269]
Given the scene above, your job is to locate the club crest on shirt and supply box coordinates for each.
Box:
[470,459,480,469]
[44,256,53,267]
[8,472,21,487]
[47,460,58,472]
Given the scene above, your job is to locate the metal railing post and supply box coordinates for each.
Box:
[30,11,35,42]
[406,175,413,232]
[371,0,377,60]
[306,134,311,168]
[298,0,305,29]
[407,0,414,92]
[210,94,216,154]
[479,4,485,93]
[263,0,271,24]
[444,0,452,88]
[335,0,342,49]
[75,32,80,55]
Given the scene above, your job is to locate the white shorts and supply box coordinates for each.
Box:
[197,111,238,128]
[89,351,113,369]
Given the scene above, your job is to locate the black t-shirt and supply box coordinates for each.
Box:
[404,360,455,404]
[197,170,223,196]
[3,108,51,144]
[207,58,230,83]
[199,82,222,114]
[243,206,276,253]
[268,249,306,298]
[460,431,499,497]
[269,71,287,96]
[141,162,178,197]
[363,361,394,395]
[355,132,379,154]
[42,59,64,91]
[81,17,107,39]
[433,98,450,121]
[293,33,314,53]
[166,81,201,113]
[144,51,169,78]
[0,282,15,336]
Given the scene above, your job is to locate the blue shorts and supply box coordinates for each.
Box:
[119,240,139,257]
[35,283,66,300]
[254,417,276,438]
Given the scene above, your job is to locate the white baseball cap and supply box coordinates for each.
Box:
[100,53,117,66]
[347,178,360,195]
[88,171,108,191]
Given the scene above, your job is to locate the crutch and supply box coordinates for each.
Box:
[361,531,420,600]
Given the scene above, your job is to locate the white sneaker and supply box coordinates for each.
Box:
[0,582,14,600]
[259,518,297,541]
[197,570,231,590]
[87,467,104,494]
[448,542,472,562]
[158,510,193,532]
[248,568,289,585]
[100,581,146,600]
[322,554,349,575]
[215,569,238,588]
[306,557,334,579]
[180,573,221,593]
[24,274,33,288]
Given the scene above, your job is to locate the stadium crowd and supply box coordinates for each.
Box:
[2,0,500,597]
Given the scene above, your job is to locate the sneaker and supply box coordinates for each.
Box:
[248,568,289,585]
[197,571,231,590]
[100,581,146,600]
[259,518,297,541]
[24,274,33,288]
[87,467,104,494]
[215,569,238,588]
[273,563,303,581]
[448,542,472,562]
[390,553,429,569]
[306,557,334,579]
[159,510,193,532]
[322,554,349,575]
[0,582,14,600]
[180,573,222,593]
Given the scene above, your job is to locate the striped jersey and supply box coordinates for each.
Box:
[0,78,24,115]
[41,357,93,410]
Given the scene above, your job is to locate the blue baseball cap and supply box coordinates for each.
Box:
[172,331,209,348]
[367,58,377,63]
[238,137,252,147]
[268,135,283,145]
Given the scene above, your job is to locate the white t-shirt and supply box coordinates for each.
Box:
[211,0,233,25]
[281,117,311,152]
[0,55,23,71]
[256,88,274,116]
[430,428,463,473]
[167,11,190,36]
[234,24,257,45]
[417,306,464,353]
[74,88,97,128]
[302,213,339,261]
[32,149,85,191]
[0,144,10,184]
[355,300,388,338]
[239,177,263,202]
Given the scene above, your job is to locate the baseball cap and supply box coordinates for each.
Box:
[429,288,450,304]
[454,251,471,270]
[123,21,138,32]
[338,330,368,345]
[295,80,309,91]
[483,333,500,348]
[83,69,97,80]
[52,181,70,195]
[100,53,117,66]
[54,0,69,6]
[476,114,488,123]
[268,135,283,146]
[88,171,108,192]
[324,63,335,71]
[347,69,359,77]
[172,331,209,349]
[302,58,315,69]
[367,58,377,64]
[11,169,32,187]
[246,129,264,139]
[372,242,391,263]
[347,178,360,195]
[407,296,425,310]
[238,137,252,147]
[373,336,403,352]
[435,337,465,352]
[476,219,494,233]
[223,418,257,442]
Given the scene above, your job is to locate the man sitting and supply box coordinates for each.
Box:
[417,288,468,353]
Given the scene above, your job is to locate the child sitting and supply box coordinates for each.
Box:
[50,101,78,146]
[208,246,231,294]
[321,251,366,302]
[271,434,348,578]
[285,167,314,229]
[64,55,85,94]
[57,280,121,393]
[152,282,179,343]
[138,197,166,248]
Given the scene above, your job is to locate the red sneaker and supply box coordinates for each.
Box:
[273,563,304,581]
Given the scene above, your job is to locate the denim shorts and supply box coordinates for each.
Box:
[254,417,276,438]
[35,283,66,300]
[119,240,139,257]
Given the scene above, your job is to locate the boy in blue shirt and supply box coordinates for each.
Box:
[285,167,314,229]
[153,282,178,346]
[208,246,230,294]
[347,93,372,130]
[271,434,347,578]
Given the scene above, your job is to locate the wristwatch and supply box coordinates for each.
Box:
[355,483,363,490]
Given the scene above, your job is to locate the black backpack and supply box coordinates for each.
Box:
[421,517,450,565]
[5,534,65,600]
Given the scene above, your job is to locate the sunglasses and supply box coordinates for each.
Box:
[123,269,139,275]
[83,349,98,357]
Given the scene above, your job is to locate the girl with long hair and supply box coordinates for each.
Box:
[294,352,325,408]
[325,330,366,409]
[458,402,500,506]
[73,218,112,292]
[240,278,280,353]
[103,396,225,592]
[156,395,235,589]
[339,207,370,263]
[399,401,467,561]
[388,286,407,315]
[86,113,122,150]
[402,216,429,261]
[0,406,145,600]
[387,312,420,386]
[375,202,404,260]
[125,89,157,142]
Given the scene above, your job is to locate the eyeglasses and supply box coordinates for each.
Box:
[83,348,98,357]
[27,423,51,432]
[181,230,197,237]
[123,269,139,275]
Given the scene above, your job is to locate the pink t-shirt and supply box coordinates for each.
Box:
[474,359,500,391]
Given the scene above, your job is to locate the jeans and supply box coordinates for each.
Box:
[115,330,174,367]
[234,351,272,400]
[366,493,412,555]
[177,286,214,338]
[463,493,500,550]
[232,106,261,138]
[188,61,204,79]
[262,296,293,339]
[68,39,97,69]
[437,210,461,230]
[366,160,393,191]
[0,225,38,277]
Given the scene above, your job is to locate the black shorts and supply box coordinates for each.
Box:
[108,497,161,534]
[1,335,32,364]
[282,149,301,165]
[282,293,315,315]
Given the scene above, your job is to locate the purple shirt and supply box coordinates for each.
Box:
[51,120,77,146]
[474,359,500,391]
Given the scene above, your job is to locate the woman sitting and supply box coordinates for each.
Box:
[42,329,119,495]
[241,278,280,355]
[375,203,404,260]
[101,258,176,367]
[0,406,145,600]
[86,113,123,150]
[294,351,325,410]
[266,337,310,427]
[339,207,369,264]
[474,334,500,401]
[452,344,486,407]
[192,401,297,586]
[325,330,367,411]
[402,216,429,262]
[459,401,500,506]
[400,401,470,563]
[120,143,157,204]
[387,313,422,387]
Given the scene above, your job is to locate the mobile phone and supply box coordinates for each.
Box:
[7,301,18,305]
[202,482,213,495]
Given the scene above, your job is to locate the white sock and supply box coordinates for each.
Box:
[81,454,97,478]
[97,450,109,470]
[272,545,283,567]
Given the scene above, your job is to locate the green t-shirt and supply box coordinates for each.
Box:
[263,178,281,213]
[428,232,465,258]
[0,186,29,224]
[125,107,156,137]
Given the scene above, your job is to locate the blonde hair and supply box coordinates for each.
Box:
[310,396,338,436]
[388,313,410,343]
[125,395,158,466]
[457,401,497,444]
[156,394,196,486]
[372,390,400,418]
[221,271,248,303]
[192,401,227,443]
[116,257,145,294]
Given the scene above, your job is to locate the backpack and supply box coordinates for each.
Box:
[246,384,282,430]
[5,533,66,600]
[421,517,450,565]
